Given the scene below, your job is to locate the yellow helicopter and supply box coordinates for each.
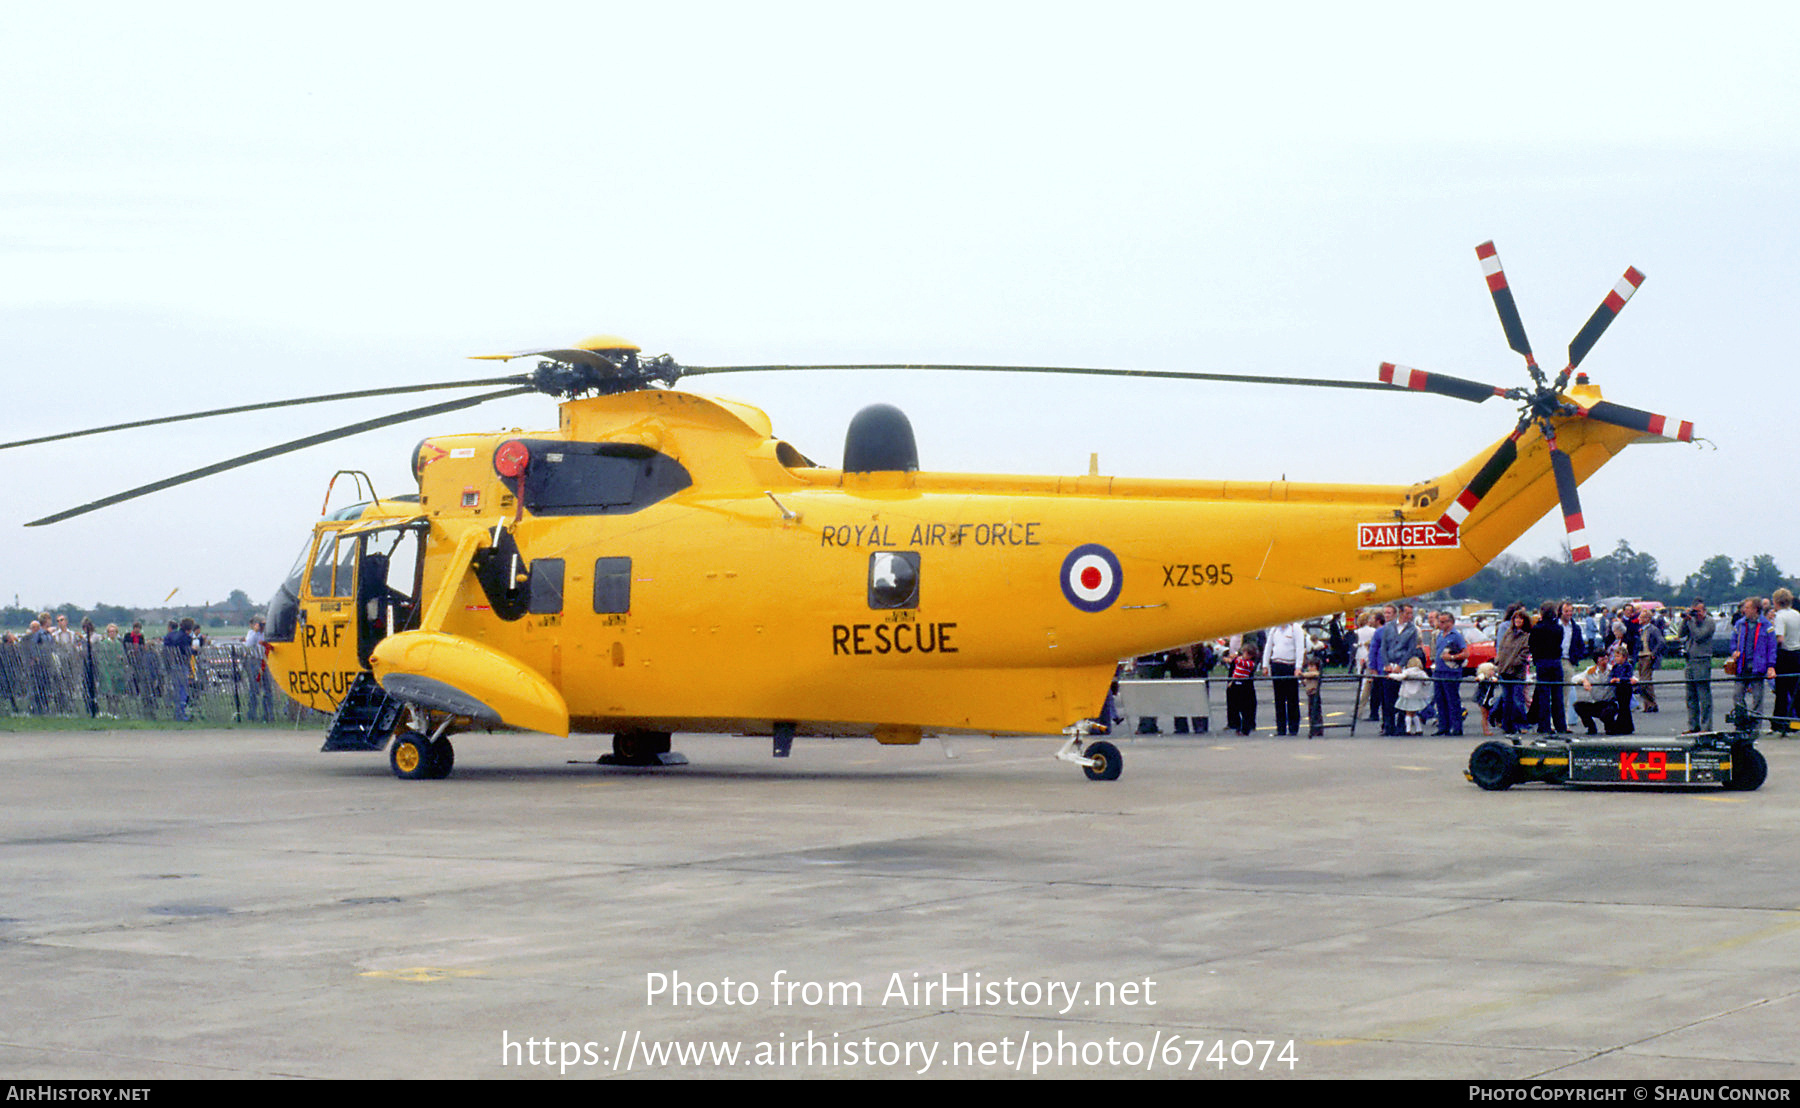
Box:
[17,243,1693,782]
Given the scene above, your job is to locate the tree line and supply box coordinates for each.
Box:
[3,589,259,631]
[1447,541,1793,608]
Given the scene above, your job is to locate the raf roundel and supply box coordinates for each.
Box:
[1060,544,1123,612]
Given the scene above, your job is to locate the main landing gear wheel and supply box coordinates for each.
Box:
[390,732,432,780]
[390,732,454,780]
[1468,740,1520,791]
[427,736,455,780]
[1083,740,1123,782]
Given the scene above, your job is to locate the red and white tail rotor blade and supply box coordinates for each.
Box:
[1544,428,1591,563]
[1436,415,1532,533]
[1476,241,1542,380]
[1556,266,1646,391]
[1581,400,1695,443]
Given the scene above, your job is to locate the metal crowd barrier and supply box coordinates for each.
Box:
[1433,671,1799,734]
[1112,670,1796,737]
[0,639,325,725]
[1117,673,1361,736]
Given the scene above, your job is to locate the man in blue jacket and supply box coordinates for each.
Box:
[1730,598,1778,734]
[1381,603,1420,736]
[162,620,193,722]
[1430,611,1468,735]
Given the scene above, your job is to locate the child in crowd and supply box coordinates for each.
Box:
[1226,641,1259,735]
[1575,644,1638,735]
[1473,661,1499,735]
[1302,651,1325,738]
[1391,655,1432,735]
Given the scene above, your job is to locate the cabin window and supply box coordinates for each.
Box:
[529,558,565,615]
[867,551,920,609]
[593,557,631,614]
[379,527,423,622]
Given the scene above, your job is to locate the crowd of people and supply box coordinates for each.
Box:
[1107,624,1337,739]
[1357,595,1799,736]
[1105,592,1800,739]
[0,612,280,723]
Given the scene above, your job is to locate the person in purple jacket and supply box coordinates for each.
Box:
[1730,597,1779,734]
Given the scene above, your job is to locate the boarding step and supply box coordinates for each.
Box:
[321,671,403,752]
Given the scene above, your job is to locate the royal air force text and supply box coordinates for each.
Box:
[820,522,1039,548]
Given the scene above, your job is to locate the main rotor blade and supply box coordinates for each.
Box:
[681,362,1408,394]
[1556,266,1645,390]
[25,386,534,527]
[0,377,532,452]
[1543,425,1592,563]
[1476,241,1543,383]
[1378,363,1510,404]
[1580,400,1695,443]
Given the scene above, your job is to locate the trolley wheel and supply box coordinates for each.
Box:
[1724,744,1767,791]
[1083,740,1123,782]
[426,736,455,780]
[1468,740,1520,791]
[389,732,433,781]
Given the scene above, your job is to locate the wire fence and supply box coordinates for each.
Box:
[1344,670,1794,735]
[4,641,1788,733]
[0,639,326,725]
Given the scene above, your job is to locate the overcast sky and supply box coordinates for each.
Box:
[4,2,1796,610]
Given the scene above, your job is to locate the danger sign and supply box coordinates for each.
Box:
[1357,522,1459,550]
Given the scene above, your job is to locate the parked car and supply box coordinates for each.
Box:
[1580,615,1603,659]
[1453,619,1495,674]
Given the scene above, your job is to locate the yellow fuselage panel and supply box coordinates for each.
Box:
[268,387,1646,737]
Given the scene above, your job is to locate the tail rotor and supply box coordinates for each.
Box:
[1390,242,1692,564]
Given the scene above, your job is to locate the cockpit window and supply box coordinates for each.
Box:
[265,537,314,643]
[308,535,337,596]
[302,532,358,598]
[332,537,357,598]
[281,540,310,598]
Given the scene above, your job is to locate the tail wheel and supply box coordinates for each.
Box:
[389,732,433,781]
[614,730,672,765]
[1468,741,1520,791]
[1724,745,1767,791]
[1083,740,1123,782]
